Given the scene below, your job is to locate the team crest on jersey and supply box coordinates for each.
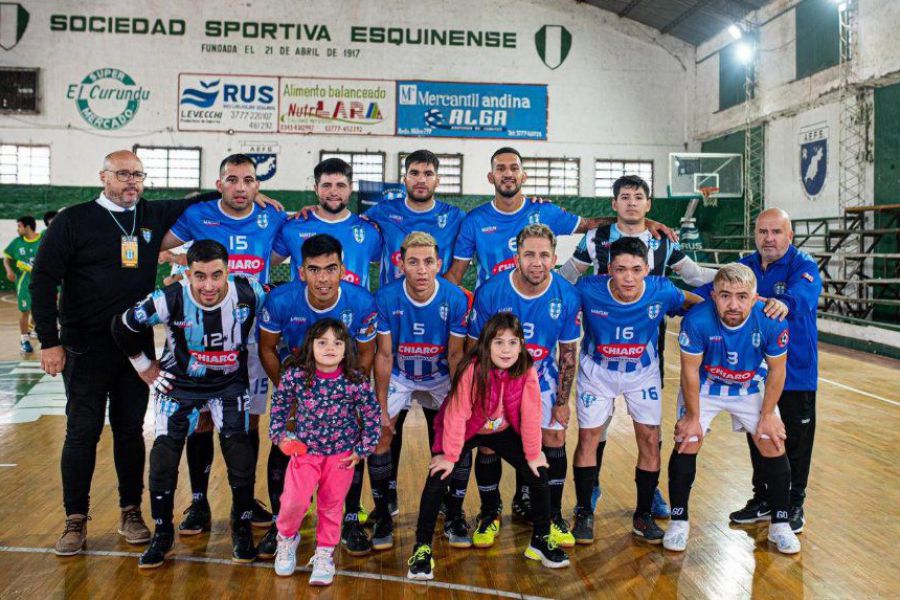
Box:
[774,281,786,295]
[352,225,365,243]
[439,302,449,321]
[141,228,152,243]
[257,213,268,229]
[340,309,354,327]
[261,307,271,323]
[437,213,448,229]
[548,298,562,320]
[134,306,149,324]
[648,237,660,251]
[528,212,541,225]
[234,304,251,324]
[647,303,661,319]
[751,331,761,348]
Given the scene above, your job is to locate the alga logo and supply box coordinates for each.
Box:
[66,67,151,130]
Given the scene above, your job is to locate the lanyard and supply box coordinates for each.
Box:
[104,205,137,237]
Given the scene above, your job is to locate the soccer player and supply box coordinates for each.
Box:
[445,149,674,289]
[4,215,42,353]
[369,232,470,550]
[560,174,716,517]
[273,158,382,289]
[159,154,289,537]
[466,224,581,548]
[571,238,702,545]
[257,234,378,558]
[111,240,267,568]
[664,263,800,555]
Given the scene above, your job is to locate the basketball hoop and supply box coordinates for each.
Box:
[699,186,720,207]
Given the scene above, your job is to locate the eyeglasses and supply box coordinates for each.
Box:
[105,169,147,182]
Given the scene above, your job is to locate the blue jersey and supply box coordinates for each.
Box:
[170,200,287,285]
[454,201,580,288]
[364,198,465,286]
[259,280,378,356]
[679,301,789,397]
[272,211,382,290]
[577,275,684,372]
[468,270,581,395]
[375,278,469,381]
[694,245,821,391]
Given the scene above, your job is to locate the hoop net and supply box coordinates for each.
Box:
[700,186,720,207]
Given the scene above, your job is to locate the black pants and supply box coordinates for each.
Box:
[415,427,550,545]
[61,332,150,515]
[748,390,816,508]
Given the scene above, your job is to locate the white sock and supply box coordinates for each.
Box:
[316,546,334,555]
[20,334,28,342]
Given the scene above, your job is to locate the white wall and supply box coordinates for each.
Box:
[0,0,695,197]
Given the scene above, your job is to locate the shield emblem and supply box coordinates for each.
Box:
[528,212,541,225]
[679,331,690,347]
[648,237,660,251]
[340,309,354,327]
[579,392,598,408]
[799,123,828,199]
[141,228,152,244]
[548,298,562,320]
[437,214,448,229]
[647,303,661,319]
[439,302,449,321]
[353,225,365,244]
[234,304,250,324]
[774,281,786,295]
[246,153,277,182]
[257,213,268,229]
[535,25,572,70]
[0,4,29,51]
[752,331,761,348]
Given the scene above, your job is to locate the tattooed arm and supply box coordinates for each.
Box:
[551,341,578,428]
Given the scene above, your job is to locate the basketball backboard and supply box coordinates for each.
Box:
[667,152,743,200]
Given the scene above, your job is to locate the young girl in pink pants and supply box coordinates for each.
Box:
[268,318,381,585]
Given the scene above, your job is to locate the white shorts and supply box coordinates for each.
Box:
[540,384,564,431]
[576,353,663,428]
[675,390,780,442]
[387,373,451,419]
[199,344,268,416]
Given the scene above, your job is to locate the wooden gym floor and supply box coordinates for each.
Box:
[0,293,897,599]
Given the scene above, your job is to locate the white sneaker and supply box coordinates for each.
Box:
[307,548,335,586]
[274,533,300,576]
[663,520,690,552]
[768,522,801,555]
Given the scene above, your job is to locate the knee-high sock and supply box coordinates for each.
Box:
[248,427,260,463]
[760,454,791,524]
[186,430,214,504]
[388,409,409,503]
[545,445,567,516]
[266,447,289,516]
[594,441,607,488]
[367,451,393,521]
[445,451,472,519]
[475,451,502,516]
[343,460,366,521]
[667,452,697,521]
[573,466,597,512]
[634,468,660,517]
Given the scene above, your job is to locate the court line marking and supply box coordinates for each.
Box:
[0,546,553,600]
[0,464,16,467]
[664,330,899,407]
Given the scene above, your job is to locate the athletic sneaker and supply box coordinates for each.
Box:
[257,523,279,560]
[274,533,300,576]
[54,514,88,556]
[472,511,501,548]
[138,531,174,569]
[572,508,595,545]
[663,521,690,552]
[231,521,257,563]
[389,500,399,517]
[512,494,532,523]
[118,505,151,544]
[178,500,212,536]
[789,506,805,534]
[729,498,772,524]
[550,514,576,548]
[768,522,801,554]
[251,499,274,528]
[651,489,672,519]
[632,512,665,544]
[589,484,603,513]
[20,340,33,354]
[444,512,472,548]
[340,520,372,556]
[371,517,394,551]
[524,535,570,569]
[307,548,336,586]
[407,543,435,580]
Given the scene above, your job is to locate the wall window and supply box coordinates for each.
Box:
[398,152,463,194]
[0,144,49,184]
[134,146,201,188]
[522,157,580,196]
[795,0,841,79]
[0,68,38,113]
[320,151,385,191]
[718,40,755,111]
[594,160,653,197]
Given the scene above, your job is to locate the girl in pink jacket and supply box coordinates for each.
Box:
[406,312,570,581]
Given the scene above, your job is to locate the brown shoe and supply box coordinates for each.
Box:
[119,505,151,544]
[54,514,88,556]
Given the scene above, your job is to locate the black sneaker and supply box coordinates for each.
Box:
[632,512,664,544]
[512,494,532,523]
[231,521,257,563]
[256,523,278,560]
[178,500,211,536]
[789,506,805,534]
[729,498,772,524]
[443,512,472,548]
[572,508,595,545]
[524,534,570,569]
[406,543,435,580]
[388,499,399,517]
[138,531,174,569]
[251,499,273,528]
[372,516,394,551]
[341,519,372,556]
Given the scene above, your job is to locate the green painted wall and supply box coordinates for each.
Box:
[872,82,900,322]
[795,0,841,80]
